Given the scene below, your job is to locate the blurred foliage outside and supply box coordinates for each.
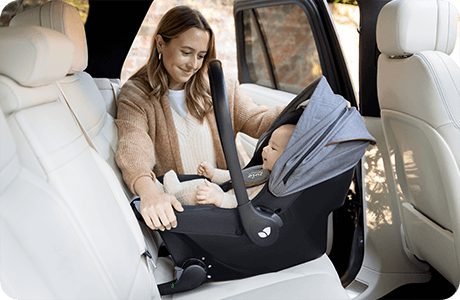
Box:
[332,0,358,6]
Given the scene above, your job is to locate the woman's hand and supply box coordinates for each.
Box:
[195,180,224,207]
[135,177,184,231]
[197,162,215,180]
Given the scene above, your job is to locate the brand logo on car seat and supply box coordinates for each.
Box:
[258,227,271,238]
[248,170,264,179]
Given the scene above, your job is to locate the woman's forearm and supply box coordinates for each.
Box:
[134,176,161,199]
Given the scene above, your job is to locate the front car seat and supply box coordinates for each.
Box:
[376,0,460,287]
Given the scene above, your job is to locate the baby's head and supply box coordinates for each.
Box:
[262,124,295,171]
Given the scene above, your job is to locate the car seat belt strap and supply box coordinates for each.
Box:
[57,82,153,261]
[56,82,99,153]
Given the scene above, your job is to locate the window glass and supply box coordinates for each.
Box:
[243,4,322,94]
[1,0,89,27]
[243,10,274,89]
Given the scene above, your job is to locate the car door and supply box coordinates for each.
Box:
[233,0,355,153]
[233,0,361,285]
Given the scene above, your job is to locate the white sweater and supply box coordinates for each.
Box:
[168,89,217,174]
[167,90,263,208]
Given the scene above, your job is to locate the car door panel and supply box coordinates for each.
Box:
[238,83,296,157]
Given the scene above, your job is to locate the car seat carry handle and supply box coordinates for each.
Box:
[208,60,282,247]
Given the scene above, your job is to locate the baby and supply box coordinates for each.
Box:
[161,124,295,208]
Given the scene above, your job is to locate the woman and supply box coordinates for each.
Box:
[115,5,283,231]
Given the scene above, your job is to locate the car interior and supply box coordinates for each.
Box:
[0,0,459,299]
[376,0,460,288]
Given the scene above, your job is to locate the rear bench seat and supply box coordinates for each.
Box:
[9,2,172,285]
[0,25,157,299]
[10,0,129,200]
[0,1,351,299]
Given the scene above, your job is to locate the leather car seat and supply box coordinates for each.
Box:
[376,0,460,287]
[0,25,156,299]
[10,0,130,200]
[0,97,155,299]
[8,2,176,285]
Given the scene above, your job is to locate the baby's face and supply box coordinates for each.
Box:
[261,126,294,171]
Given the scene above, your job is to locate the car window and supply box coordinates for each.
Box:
[242,4,322,94]
[0,0,89,27]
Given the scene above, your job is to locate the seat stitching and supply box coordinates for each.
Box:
[417,52,460,131]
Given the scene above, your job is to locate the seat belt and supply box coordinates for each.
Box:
[56,82,99,153]
[56,81,157,269]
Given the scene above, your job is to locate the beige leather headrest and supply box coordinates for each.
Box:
[0,26,74,87]
[10,0,88,74]
[376,0,458,56]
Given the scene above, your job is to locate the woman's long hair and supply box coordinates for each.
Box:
[131,6,217,122]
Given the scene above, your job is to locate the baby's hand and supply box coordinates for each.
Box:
[195,180,224,207]
[197,162,215,180]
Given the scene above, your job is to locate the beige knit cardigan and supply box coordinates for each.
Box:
[115,75,284,195]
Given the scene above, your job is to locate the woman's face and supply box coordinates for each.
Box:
[157,28,210,90]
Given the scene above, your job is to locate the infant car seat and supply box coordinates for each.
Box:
[132,61,375,295]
